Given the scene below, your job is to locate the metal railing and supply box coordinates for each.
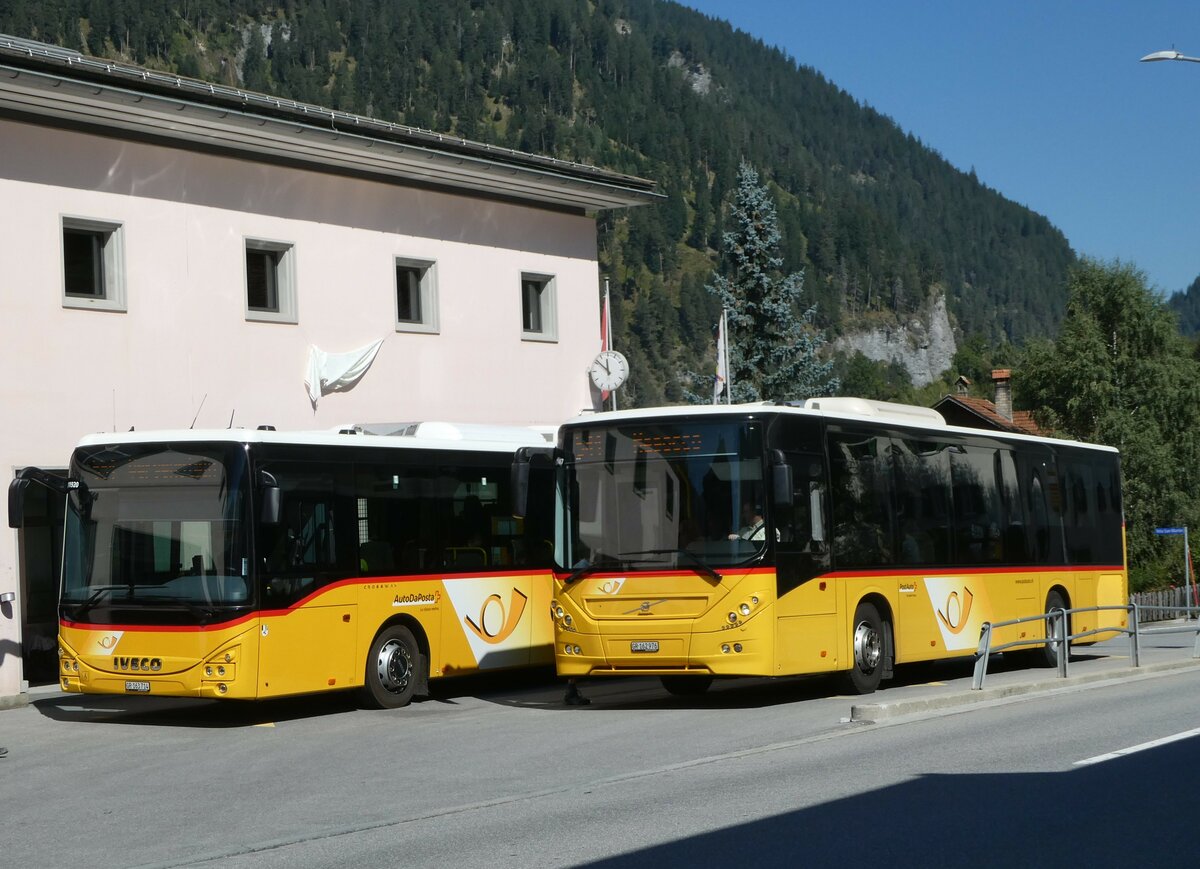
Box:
[971,603,1200,689]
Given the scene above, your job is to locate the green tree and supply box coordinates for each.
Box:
[707,163,838,402]
[1016,259,1200,582]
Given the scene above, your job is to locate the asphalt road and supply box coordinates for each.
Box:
[3,649,1200,868]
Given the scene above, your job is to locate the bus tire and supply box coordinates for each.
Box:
[841,601,886,695]
[661,675,713,697]
[364,624,421,709]
[1035,590,1068,668]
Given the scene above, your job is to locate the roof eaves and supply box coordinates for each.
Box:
[0,34,662,211]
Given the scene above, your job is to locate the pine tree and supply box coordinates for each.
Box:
[707,162,838,402]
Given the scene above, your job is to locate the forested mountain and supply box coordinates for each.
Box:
[1,0,1077,405]
[1168,276,1200,337]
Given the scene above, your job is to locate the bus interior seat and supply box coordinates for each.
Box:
[446,546,488,568]
[360,539,395,573]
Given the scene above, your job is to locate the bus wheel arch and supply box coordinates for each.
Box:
[841,595,893,695]
[363,618,430,709]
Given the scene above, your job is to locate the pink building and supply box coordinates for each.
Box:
[0,37,657,705]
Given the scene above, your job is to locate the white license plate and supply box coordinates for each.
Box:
[125,681,151,693]
[630,641,660,653]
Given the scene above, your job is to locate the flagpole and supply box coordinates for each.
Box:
[722,308,732,405]
[605,279,617,412]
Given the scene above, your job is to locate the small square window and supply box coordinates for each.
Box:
[521,273,557,342]
[245,238,297,323]
[62,216,125,312]
[395,258,439,334]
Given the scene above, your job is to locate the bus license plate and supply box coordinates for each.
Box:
[125,681,151,693]
[630,641,659,653]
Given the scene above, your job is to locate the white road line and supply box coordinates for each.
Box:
[1074,726,1200,766]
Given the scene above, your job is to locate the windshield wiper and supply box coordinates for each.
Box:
[619,549,722,583]
[65,585,128,619]
[563,554,622,585]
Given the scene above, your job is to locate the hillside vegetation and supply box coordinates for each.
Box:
[2,0,1077,404]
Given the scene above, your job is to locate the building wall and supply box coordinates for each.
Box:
[0,117,604,699]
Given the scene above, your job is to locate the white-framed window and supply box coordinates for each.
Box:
[245,238,297,323]
[395,257,439,334]
[61,216,126,312]
[520,272,557,342]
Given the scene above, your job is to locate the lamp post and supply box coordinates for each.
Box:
[1141,49,1200,64]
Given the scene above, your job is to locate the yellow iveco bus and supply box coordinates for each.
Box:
[8,422,556,708]
[521,399,1127,695]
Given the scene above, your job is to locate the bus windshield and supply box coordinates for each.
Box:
[63,443,252,622]
[560,419,768,573]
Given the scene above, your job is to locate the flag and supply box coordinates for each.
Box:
[713,309,727,404]
[600,282,612,402]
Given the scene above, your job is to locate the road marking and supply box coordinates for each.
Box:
[1074,726,1200,766]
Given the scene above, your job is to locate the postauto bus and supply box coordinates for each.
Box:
[9,422,557,708]
[516,399,1126,696]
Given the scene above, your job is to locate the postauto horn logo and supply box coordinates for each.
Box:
[924,576,991,652]
[444,579,530,667]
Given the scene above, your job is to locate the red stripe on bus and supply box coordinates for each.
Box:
[823,564,1125,579]
[60,568,551,632]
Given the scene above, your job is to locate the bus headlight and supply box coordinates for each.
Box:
[563,614,573,627]
[739,603,751,616]
[728,612,738,623]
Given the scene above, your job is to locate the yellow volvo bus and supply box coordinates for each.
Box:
[524,399,1126,695]
[9,422,556,708]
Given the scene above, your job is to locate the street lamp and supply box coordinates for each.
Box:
[1141,49,1200,64]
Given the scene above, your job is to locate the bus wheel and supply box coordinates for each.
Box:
[364,625,421,709]
[842,602,885,694]
[1034,590,1068,669]
[661,675,713,697]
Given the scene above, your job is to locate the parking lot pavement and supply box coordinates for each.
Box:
[850,618,1200,722]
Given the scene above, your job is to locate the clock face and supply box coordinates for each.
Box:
[590,350,629,391]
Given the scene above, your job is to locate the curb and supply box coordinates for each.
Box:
[0,693,31,712]
[849,658,1200,722]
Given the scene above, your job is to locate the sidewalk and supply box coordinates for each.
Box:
[851,619,1200,722]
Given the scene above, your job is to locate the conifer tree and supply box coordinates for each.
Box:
[707,162,838,402]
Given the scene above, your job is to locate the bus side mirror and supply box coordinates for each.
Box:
[258,471,281,525]
[511,446,556,518]
[7,477,29,528]
[511,458,531,518]
[771,451,794,508]
[260,487,281,525]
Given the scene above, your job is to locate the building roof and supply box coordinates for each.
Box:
[931,394,1044,436]
[0,34,662,213]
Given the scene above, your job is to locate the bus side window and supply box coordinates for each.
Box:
[828,432,894,568]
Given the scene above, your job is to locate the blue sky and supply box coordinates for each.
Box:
[680,0,1200,296]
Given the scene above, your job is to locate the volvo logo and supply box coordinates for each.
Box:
[113,656,163,672]
[624,599,668,615]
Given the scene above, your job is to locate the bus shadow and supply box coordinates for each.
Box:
[487,652,1103,712]
[32,691,362,728]
[578,735,1200,866]
[30,667,563,727]
[425,665,559,704]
